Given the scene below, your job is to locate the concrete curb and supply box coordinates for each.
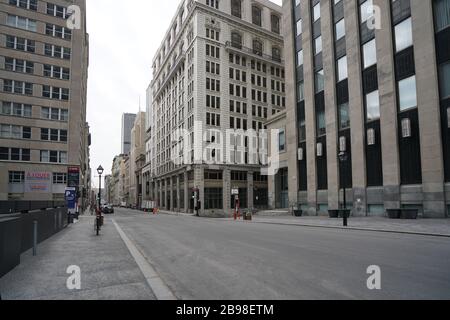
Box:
[112,220,177,300]
[158,210,196,217]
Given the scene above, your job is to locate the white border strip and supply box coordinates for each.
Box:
[112,220,177,300]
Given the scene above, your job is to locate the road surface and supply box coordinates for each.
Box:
[112,208,450,300]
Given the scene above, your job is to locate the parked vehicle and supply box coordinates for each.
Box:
[102,204,114,214]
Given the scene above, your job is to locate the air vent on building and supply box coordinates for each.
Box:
[316,143,323,157]
[367,128,376,146]
[339,136,347,152]
[401,118,412,138]
[298,147,304,161]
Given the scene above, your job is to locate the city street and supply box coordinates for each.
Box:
[2,208,450,300]
[111,208,450,300]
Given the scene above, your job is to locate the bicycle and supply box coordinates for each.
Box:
[94,216,100,235]
[94,210,103,236]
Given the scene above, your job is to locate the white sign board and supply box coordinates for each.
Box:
[25,172,51,193]
[231,188,239,195]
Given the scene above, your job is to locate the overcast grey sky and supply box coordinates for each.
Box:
[87,0,282,186]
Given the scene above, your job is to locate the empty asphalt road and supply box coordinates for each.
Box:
[112,208,450,300]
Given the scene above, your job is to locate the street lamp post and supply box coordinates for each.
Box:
[97,165,104,212]
[339,152,348,227]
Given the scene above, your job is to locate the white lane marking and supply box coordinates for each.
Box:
[112,219,177,300]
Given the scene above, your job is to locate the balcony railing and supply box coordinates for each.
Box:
[225,41,283,65]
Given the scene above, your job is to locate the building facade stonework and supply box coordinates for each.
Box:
[278,0,450,218]
[146,0,285,217]
[0,0,90,203]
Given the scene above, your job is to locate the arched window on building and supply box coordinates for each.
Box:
[252,5,262,26]
[253,39,263,56]
[271,14,280,34]
[231,31,242,49]
[272,46,281,62]
[206,0,219,9]
[231,0,242,18]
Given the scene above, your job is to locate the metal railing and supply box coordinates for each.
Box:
[0,201,66,215]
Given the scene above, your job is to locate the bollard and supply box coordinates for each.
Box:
[33,220,38,256]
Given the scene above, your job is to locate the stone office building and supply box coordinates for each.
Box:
[147,0,286,216]
[0,0,89,201]
[275,0,450,217]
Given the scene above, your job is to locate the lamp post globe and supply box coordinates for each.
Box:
[97,165,104,176]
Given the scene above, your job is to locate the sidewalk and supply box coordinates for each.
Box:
[0,216,155,300]
[157,208,450,237]
[240,215,450,237]
[158,209,195,217]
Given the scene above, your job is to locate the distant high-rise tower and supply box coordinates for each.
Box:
[121,113,136,155]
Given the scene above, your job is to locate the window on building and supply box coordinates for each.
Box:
[315,69,324,93]
[339,103,350,130]
[7,14,37,31]
[363,39,377,69]
[9,0,37,11]
[9,171,25,184]
[337,56,348,82]
[366,90,380,121]
[296,19,303,36]
[272,47,281,62]
[253,39,263,56]
[271,14,280,34]
[433,0,450,32]
[314,36,322,55]
[313,3,321,22]
[278,129,286,152]
[206,0,219,9]
[398,75,417,111]
[297,50,304,67]
[252,5,262,26]
[438,61,450,99]
[316,109,326,136]
[335,18,346,40]
[231,0,242,18]
[297,81,304,101]
[395,17,413,53]
[231,32,242,49]
[360,0,374,23]
[53,173,67,184]
[204,188,223,209]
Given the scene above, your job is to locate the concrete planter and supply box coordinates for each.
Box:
[329,210,339,218]
[400,209,419,220]
[387,209,401,219]
[293,210,303,217]
[339,209,352,219]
